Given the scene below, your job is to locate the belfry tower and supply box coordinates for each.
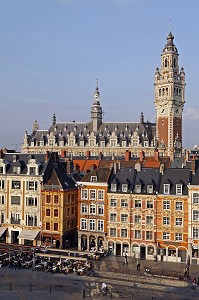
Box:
[154,31,185,158]
[91,83,103,132]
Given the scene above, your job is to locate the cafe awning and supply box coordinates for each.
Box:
[0,227,7,237]
[18,229,40,240]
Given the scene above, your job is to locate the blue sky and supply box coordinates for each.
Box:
[0,0,199,150]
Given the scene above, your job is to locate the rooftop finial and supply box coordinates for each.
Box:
[169,18,172,33]
[96,78,98,89]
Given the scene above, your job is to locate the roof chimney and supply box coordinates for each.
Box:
[160,163,164,175]
[139,150,145,162]
[67,160,74,174]
[86,151,90,159]
[154,150,159,162]
[45,151,50,162]
[135,162,141,172]
[125,151,131,162]
[191,158,196,175]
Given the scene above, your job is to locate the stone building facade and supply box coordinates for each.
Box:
[21,32,185,159]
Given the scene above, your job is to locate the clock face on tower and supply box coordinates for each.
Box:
[159,107,168,117]
[174,106,182,117]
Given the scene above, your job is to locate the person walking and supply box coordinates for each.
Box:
[137,261,140,271]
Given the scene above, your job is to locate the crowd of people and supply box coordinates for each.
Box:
[0,250,93,276]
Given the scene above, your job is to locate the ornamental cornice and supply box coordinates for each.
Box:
[10,205,22,213]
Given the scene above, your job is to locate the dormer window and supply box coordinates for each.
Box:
[13,166,20,174]
[164,184,170,194]
[176,184,182,195]
[147,185,153,194]
[111,183,117,192]
[90,176,97,182]
[122,184,128,193]
[135,184,141,193]
[29,167,36,175]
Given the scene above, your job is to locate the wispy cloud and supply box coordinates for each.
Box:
[184,107,199,120]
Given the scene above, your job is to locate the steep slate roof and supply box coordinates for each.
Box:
[25,119,156,148]
[1,153,47,175]
[81,167,112,183]
[109,167,136,193]
[159,168,192,195]
[132,168,161,194]
[43,152,76,190]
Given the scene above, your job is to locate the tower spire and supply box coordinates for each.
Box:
[91,81,103,132]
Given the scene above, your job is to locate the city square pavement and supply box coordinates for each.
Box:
[0,255,199,299]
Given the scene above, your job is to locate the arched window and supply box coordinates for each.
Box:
[173,58,176,68]
[165,58,168,67]
[159,89,161,96]
[166,88,168,95]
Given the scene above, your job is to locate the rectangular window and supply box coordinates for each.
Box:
[98,205,104,215]
[111,184,117,192]
[26,181,38,191]
[163,232,170,240]
[110,213,117,222]
[54,209,58,217]
[81,189,88,200]
[147,201,153,209]
[121,229,127,238]
[46,209,50,216]
[29,167,36,175]
[163,217,170,225]
[46,222,50,230]
[0,211,4,223]
[11,196,20,205]
[11,213,20,224]
[89,189,96,200]
[121,214,128,222]
[110,228,116,237]
[146,216,153,225]
[135,230,141,239]
[54,223,58,231]
[193,228,199,239]
[134,215,141,224]
[26,214,37,226]
[54,195,59,204]
[175,218,182,226]
[135,185,141,193]
[193,210,199,222]
[146,231,152,240]
[97,220,104,231]
[110,199,117,207]
[135,200,141,208]
[176,201,182,210]
[0,196,5,205]
[11,181,21,189]
[81,219,87,230]
[147,185,153,194]
[26,197,37,206]
[193,193,199,204]
[90,204,96,215]
[176,184,182,195]
[164,184,170,194]
[121,199,128,207]
[0,180,5,189]
[81,204,88,214]
[175,233,182,241]
[163,200,170,210]
[46,195,51,204]
[122,184,128,192]
[90,176,97,182]
[98,190,104,200]
[89,219,95,231]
